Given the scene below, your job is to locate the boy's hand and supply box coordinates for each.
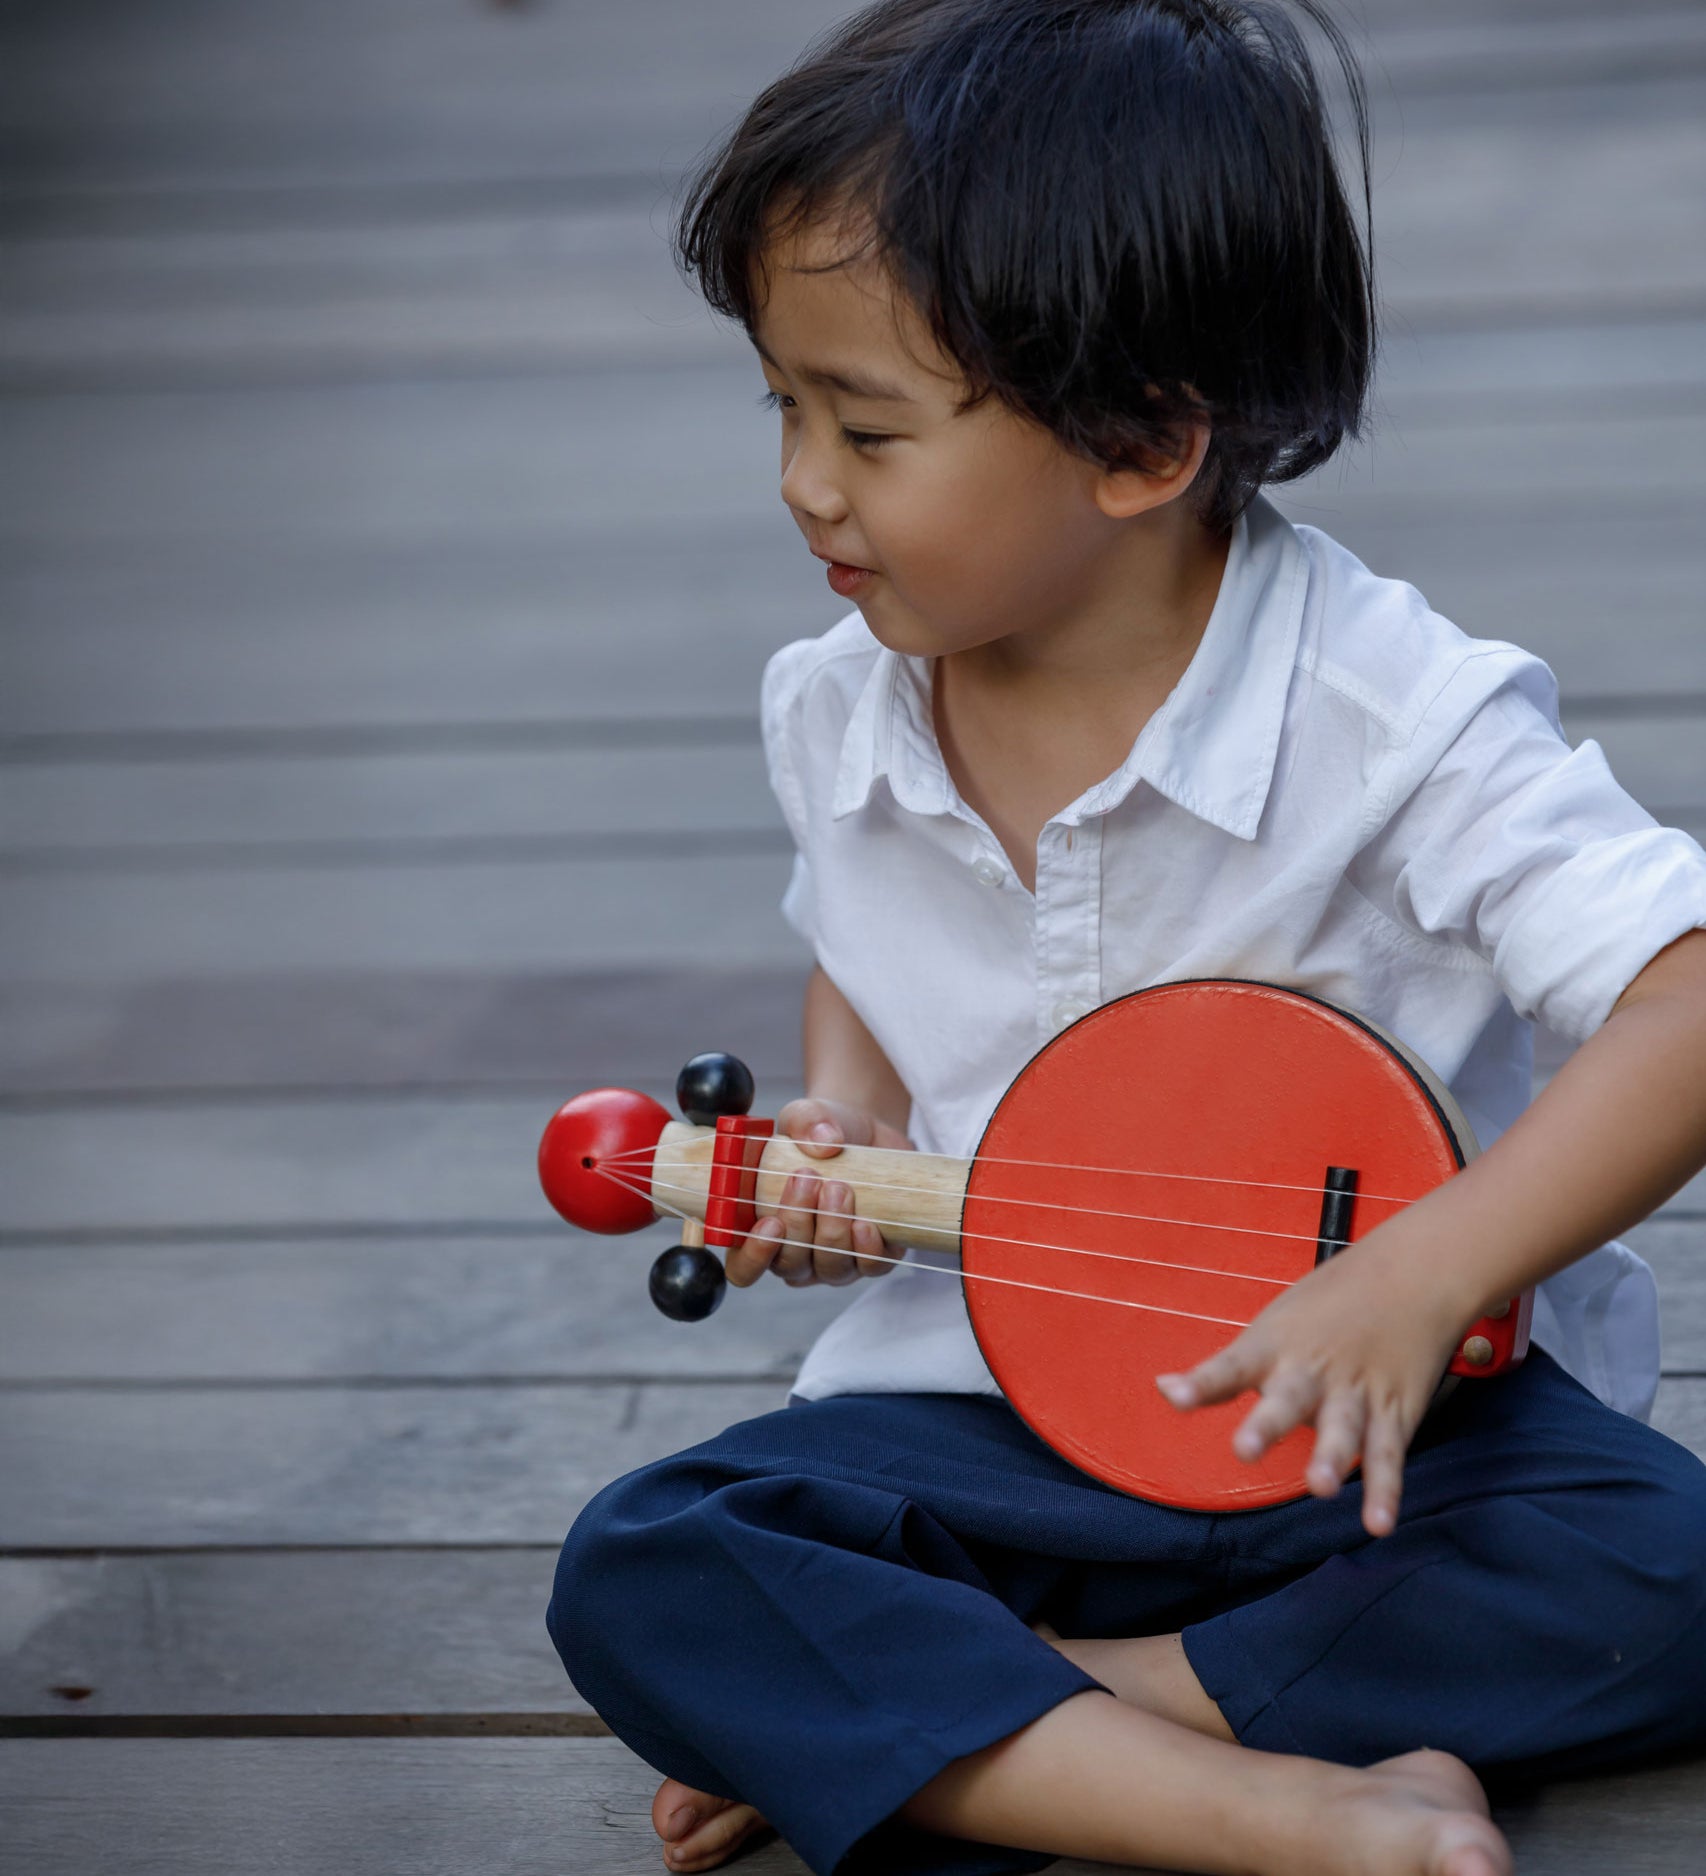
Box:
[1155,1225,1469,1539]
[724,1098,913,1291]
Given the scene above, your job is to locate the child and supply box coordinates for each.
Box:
[548,3,1706,1872]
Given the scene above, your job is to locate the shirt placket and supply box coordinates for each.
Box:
[1033,815,1104,1040]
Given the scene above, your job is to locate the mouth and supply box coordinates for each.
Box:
[810,549,875,573]
[810,548,879,598]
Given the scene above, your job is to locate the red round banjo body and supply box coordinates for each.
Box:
[538,980,1533,1513]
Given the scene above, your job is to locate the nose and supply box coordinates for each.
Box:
[778,422,849,525]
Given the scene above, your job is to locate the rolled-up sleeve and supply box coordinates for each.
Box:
[1355,659,1706,1044]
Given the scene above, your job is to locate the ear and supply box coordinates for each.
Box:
[1092,420,1211,520]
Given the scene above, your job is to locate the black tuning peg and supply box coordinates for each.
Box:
[675,1052,755,1127]
[648,1243,727,1322]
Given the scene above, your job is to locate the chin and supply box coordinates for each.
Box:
[863,618,936,657]
[857,600,942,658]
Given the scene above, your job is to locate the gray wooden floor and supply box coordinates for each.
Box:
[2,2,1704,1871]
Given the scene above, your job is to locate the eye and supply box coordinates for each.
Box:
[756,389,892,453]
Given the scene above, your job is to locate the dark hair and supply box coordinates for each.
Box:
[676,0,1375,534]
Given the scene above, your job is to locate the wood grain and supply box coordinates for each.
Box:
[0,849,810,982]
[6,1218,1696,1389]
[0,1549,579,1723]
[0,964,810,1096]
[3,1377,1701,1554]
[4,1734,1706,1876]
[0,1381,790,1549]
[0,1232,850,1386]
[2,717,1695,863]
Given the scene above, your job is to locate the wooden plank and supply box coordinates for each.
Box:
[0,370,789,555]
[0,743,778,857]
[0,1232,848,1386]
[4,11,1700,289]
[0,207,735,392]
[3,1734,1706,1876]
[0,964,808,1097]
[2,1377,1700,1554]
[1278,408,1706,515]
[0,1549,580,1723]
[0,849,809,983]
[1267,502,1706,700]
[1366,77,1706,326]
[1365,9,1706,97]
[0,1381,788,1549]
[4,1087,1701,1240]
[17,962,1701,1109]
[1634,1218,1706,1372]
[2,372,1700,560]
[0,715,1694,861]
[2,503,1696,741]
[0,522,827,738]
[5,208,1703,403]
[4,1,1694,204]
[0,1220,1695,1389]
[0,1737,815,1876]
[1378,321,1706,409]
[0,0,857,203]
[0,1089,735,1235]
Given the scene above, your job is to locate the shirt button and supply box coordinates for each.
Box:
[971,856,1005,886]
[1052,998,1092,1029]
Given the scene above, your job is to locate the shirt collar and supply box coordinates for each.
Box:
[831,493,1308,840]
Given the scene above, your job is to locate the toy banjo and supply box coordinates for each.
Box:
[539,979,1531,1513]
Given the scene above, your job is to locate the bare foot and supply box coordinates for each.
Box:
[1324,1749,1511,1876]
[651,1776,771,1872]
[1027,1638,1504,1876]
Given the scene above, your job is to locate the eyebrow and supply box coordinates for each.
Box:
[751,339,917,405]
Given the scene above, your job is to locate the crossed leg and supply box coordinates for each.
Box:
[650,1627,1506,1875]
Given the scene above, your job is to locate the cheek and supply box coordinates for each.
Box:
[881,465,1079,604]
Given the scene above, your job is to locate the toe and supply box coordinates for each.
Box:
[652,1777,720,1843]
[1436,1823,1512,1876]
[664,1802,768,1872]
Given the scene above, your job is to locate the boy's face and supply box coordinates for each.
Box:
[749,215,1133,661]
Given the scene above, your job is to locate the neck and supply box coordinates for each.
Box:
[943,495,1232,733]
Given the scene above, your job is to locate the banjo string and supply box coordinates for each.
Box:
[595,1162,1249,1329]
[638,1148,1373,1253]
[638,1163,1306,1283]
[588,1135,1431,1211]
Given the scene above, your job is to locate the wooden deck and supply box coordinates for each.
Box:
[2,1,1704,1870]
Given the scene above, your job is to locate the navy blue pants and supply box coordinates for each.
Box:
[548,1351,1706,1876]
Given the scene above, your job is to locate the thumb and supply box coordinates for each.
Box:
[777,1097,872,1159]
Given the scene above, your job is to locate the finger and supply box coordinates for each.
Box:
[777,1099,849,1160]
[769,1172,819,1283]
[1359,1399,1409,1537]
[852,1217,894,1280]
[810,1181,859,1286]
[1306,1385,1367,1497]
[725,1216,783,1288]
[1231,1363,1323,1462]
[1156,1335,1264,1410]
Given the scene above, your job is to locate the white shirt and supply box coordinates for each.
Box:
[761,496,1706,1421]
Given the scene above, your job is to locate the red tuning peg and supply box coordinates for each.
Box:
[538,1087,672,1235]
